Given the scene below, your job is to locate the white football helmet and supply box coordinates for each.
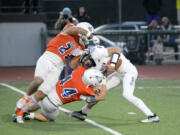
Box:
[82,69,103,86]
[76,22,94,36]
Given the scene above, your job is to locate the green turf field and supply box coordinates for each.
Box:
[0,79,180,135]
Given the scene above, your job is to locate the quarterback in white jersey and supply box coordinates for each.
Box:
[71,45,160,123]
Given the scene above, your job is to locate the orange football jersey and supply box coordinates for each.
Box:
[46,25,85,63]
[56,66,95,104]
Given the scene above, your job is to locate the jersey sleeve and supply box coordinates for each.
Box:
[89,45,108,70]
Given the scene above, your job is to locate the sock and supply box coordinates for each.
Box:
[29,113,35,119]
[81,105,90,115]
[15,109,24,116]
[23,94,30,102]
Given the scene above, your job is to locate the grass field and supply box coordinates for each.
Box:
[0,79,180,135]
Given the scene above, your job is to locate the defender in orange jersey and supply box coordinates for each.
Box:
[13,53,106,123]
[56,66,98,104]
[46,25,85,63]
[14,22,94,123]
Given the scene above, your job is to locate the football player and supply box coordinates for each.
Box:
[15,22,94,122]
[70,45,160,123]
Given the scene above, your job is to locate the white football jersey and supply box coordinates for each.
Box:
[89,45,134,73]
[89,45,109,71]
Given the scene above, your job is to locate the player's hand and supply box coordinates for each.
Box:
[80,95,97,104]
[79,33,89,42]
[106,65,116,72]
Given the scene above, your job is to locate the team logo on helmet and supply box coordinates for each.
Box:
[88,26,93,32]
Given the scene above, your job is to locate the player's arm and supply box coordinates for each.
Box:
[80,78,107,104]
[80,86,106,104]
[107,48,122,71]
[61,26,91,38]
[94,83,106,101]
[107,48,121,56]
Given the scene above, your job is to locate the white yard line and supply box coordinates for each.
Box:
[128,112,136,115]
[0,83,122,135]
[137,86,180,90]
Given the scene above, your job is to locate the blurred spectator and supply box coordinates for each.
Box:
[148,20,159,29]
[148,20,163,62]
[23,0,39,14]
[143,0,162,25]
[148,20,161,47]
[160,17,179,60]
[76,6,91,23]
[152,36,164,64]
[54,7,78,31]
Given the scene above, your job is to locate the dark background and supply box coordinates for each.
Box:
[0,0,177,28]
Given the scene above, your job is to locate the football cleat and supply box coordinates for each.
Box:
[13,114,24,124]
[14,108,25,124]
[23,112,31,121]
[16,116,24,124]
[66,110,87,121]
[141,114,160,123]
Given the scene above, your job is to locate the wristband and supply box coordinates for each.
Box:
[110,53,120,66]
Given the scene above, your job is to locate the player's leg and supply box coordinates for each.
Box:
[15,90,59,123]
[26,77,44,96]
[22,80,56,114]
[14,96,40,123]
[33,113,49,121]
[16,53,63,109]
[14,75,57,123]
[15,77,44,109]
[16,55,51,109]
[25,97,59,122]
[122,68,159,122]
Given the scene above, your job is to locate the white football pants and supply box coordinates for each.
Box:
[106,66,153,116]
